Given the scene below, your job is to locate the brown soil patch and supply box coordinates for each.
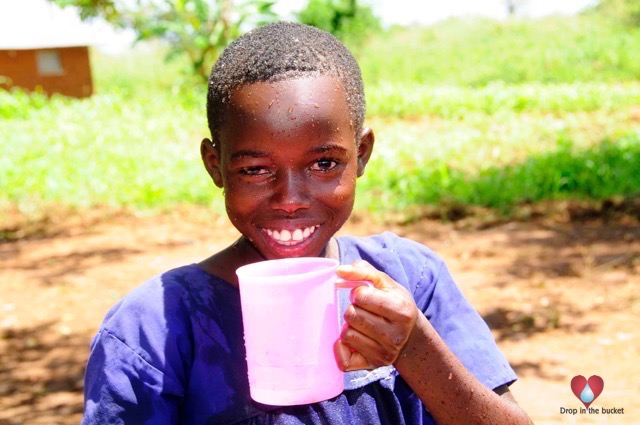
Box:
[1,205,638,424]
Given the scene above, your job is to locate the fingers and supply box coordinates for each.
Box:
[335,318,399,372]
[336,261,389,290]
[338,305,409,368]
[338,261,415,322]
[349,283,416,324]
[335,338,378,371]
[343,304,407,349]
[334,260,420,372]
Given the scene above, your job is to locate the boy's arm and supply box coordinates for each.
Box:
[393,312,531,424]
[334,261,533,425]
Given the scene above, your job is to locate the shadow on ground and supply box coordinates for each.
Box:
[0,321,88,424]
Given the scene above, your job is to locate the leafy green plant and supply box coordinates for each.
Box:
[297,0,380,48]
[358,132,640,212]
[51,0,277,81]
[0,88,53,119]
[594,0,640,26]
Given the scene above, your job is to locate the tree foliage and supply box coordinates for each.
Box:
[50,0,277,81]
[297,0,381,49]
[594,0,640,25]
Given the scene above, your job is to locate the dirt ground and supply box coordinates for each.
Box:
[1,202,638,424]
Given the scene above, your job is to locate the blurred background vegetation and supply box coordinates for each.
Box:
[1,0,639,225]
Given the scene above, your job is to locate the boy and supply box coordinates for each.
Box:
[82,22,532,424]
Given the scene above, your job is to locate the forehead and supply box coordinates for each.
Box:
[222,76,352,138]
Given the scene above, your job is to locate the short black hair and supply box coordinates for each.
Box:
[207,21,366,143]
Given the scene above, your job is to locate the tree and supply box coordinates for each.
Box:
[297,0,380,49]
[50,0,277,81]
[595,0,640,25]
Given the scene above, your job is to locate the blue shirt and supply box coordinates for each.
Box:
[82,232,517,424]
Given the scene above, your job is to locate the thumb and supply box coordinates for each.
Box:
[336,260,391,290]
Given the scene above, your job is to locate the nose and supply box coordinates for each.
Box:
[270,169,311,214]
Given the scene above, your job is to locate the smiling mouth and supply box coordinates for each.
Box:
[263,225,320,246]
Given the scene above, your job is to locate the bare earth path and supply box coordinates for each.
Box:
[1,206,638,424]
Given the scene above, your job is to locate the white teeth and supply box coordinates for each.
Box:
[265,225,319,245]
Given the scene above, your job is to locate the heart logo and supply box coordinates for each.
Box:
[570,375,604,408]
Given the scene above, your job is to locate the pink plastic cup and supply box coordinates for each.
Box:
[236,257,369,406]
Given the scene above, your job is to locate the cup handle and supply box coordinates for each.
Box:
[334,279,373,289]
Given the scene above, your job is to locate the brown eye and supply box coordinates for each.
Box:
[241,167,270,176]
[311,159,338,172]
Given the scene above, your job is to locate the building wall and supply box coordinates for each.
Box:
[0,46,93,98]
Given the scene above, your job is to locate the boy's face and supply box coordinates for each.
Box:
[202,76,374,259]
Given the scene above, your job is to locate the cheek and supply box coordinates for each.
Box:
[224,183,260,218]
[335,180,356,202]
[326,170,358,209]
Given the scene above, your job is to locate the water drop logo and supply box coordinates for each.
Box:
[571,375,604,408]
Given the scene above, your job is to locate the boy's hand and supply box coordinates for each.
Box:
[334,260,419,371]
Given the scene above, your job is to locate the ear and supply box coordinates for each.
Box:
[200,138,224,188]
[356,127,375,177]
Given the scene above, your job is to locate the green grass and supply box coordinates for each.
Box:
[0,88,213,209]
[358,130,640,212]
[2,14,640,219]
[358,15,640,86]
[366,81,640,118]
